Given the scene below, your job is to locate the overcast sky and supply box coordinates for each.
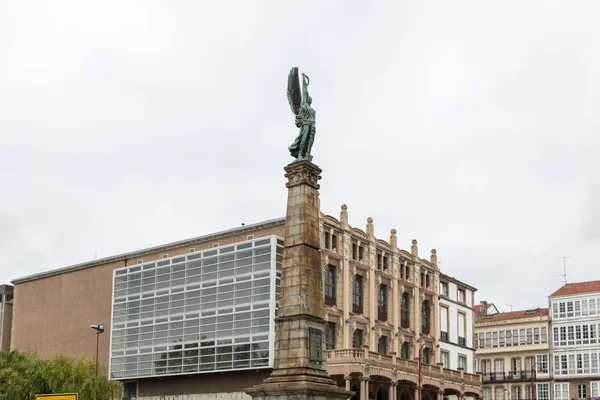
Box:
[1,1,598,311]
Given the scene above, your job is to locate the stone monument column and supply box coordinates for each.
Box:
[245,160,353,400]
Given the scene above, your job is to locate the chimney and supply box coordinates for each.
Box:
[479,301,488,316]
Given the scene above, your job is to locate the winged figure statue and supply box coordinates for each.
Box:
[287,67,316,162]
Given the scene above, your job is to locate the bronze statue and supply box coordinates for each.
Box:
[287,67,316,162]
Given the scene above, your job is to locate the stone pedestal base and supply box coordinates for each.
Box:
[245,380,353,400]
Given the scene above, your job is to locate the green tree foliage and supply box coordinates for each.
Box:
[0,350,122,400]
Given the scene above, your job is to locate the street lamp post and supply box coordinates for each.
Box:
[530,361,543,400]
[416,339,439,400]
[90,324,105,377]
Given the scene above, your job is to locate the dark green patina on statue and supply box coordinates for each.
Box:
[287,67,316,162]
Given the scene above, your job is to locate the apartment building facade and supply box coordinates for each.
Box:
[549,281,600,400]
[438,275,476,373]
[474,305,551,400]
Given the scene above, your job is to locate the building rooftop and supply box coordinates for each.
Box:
[12,217,286,284]
[475,307,549,323]
[550,280,600,297]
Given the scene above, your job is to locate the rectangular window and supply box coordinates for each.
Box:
[499,330,506,347]
[324,232,330,249]
[513,329,519,345]
[576,325,582,344]
[377,336,388,354]
[421,300,431,335]
[591,381,600,397]
[458,288,466,303]
[552,302,558,318]
[324,265,336,307]
[575,300,581,316]
[495,387,505,400]
[512,358,521,374]
[352,329,363,348]
[537,383,549,400]
[400,293,410,328]
[331,234,337,250]
[377,284,388,321]
[568,326,575,345]
[536,354,548,374]
[495,359,504,380]
[458,355,467,370]
[511,386,521,400]
[358,246,364,262]
[555,383,569,400]
[493,331,499,347]
[481,359,491,374]
[400,342,410,359]
[520,329,526,345]
[485,332,491,348]
[440,282,449,297]
[526,328,533,344]
[441,351,449,368]
[352,276,363,314]
[325,322,336,350]
[541,326,547,343]
[377,253,382,270]
[352,243,357,260]
[458,312,466,346]
[559,302,566,317]
[561,355,568,375]
[577,383,586,400]
[383,255,388,271]
[440,306,449,342]
[592,352,598,373]
[533,327,540,343]
[583,299,589,316]
[569,354,575,374]
[560,326,567,345]
[483,388,491,400]
[567,301,574,317]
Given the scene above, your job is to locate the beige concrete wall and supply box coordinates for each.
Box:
[11,224,284,371]
[1,303,12,351]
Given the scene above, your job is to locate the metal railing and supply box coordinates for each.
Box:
[440,331,448,342]
[458,336,466,346]
[352,303,363,314]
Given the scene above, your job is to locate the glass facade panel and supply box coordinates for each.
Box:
[109,236,282,379]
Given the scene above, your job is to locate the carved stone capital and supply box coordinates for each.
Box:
[284,160,322,189]
[344,375,352,381]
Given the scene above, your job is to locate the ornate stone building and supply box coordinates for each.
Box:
[319,206,481,400]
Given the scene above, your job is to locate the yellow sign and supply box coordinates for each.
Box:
[35,394,78,400]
